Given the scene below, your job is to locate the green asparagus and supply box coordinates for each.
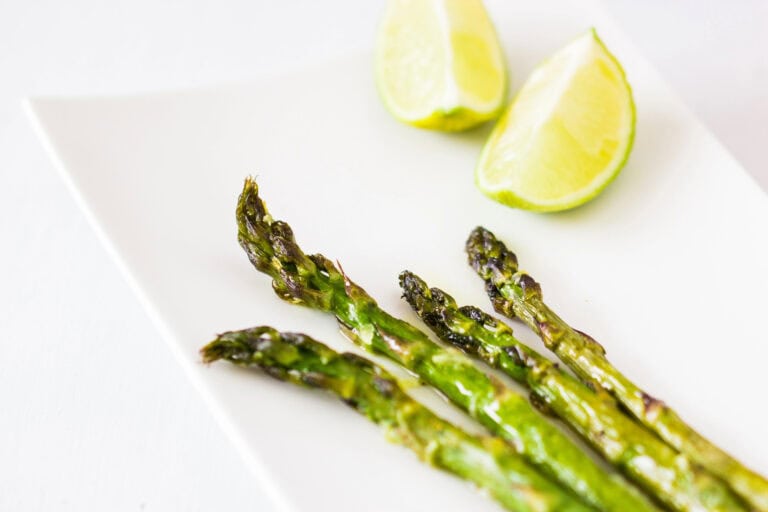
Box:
[236,177,655,511]
[400,270,747,512]
[466,226,768,512]
[202,326,593,512]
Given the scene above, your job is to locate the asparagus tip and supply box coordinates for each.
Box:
[465,227,519,279]
[200,326,279,364]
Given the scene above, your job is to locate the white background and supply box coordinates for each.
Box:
[1,1,766,510]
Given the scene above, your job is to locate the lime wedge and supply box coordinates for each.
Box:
[476,29,635,212]
[375,0,507,131]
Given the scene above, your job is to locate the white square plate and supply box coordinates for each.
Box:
[28,0,768,510]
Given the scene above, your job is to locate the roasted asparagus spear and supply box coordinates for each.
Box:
[466,226,768,511]
[400,270,746,512]
[235,178,655,511]
[202,326,593,512]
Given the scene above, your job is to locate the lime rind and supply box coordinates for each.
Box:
[407,102,507,132]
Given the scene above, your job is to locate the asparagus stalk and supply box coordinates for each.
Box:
[400,270,747,512]
[236,177,655,511]
[201,326,593,512]
[466,226,768,512]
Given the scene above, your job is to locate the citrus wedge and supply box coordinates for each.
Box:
[476,29,635,212]
[375,0,507,131]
